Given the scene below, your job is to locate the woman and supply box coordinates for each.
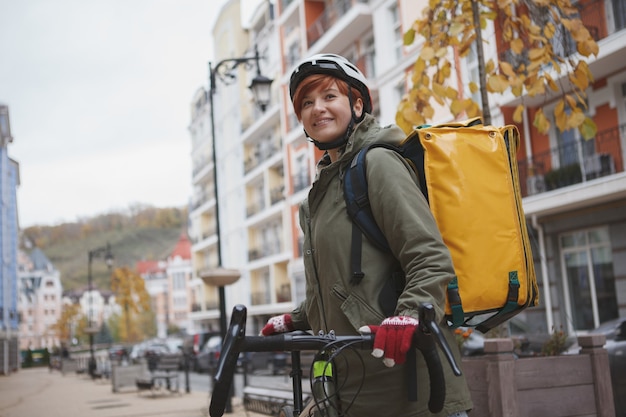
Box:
[262,54,472,417]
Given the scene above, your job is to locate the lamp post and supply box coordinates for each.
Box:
[204,45,272,412]
[87,243,114,378]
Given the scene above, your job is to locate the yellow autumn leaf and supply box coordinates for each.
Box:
[544,22,556,40]
[533,109,550,134]
[528,46,545,61]
[513,104,524,123]
[469,81,479,93]
[564,94,577,109]
[510,38,524,54]
[420,46,435,61]
[446,86,459,99]
[577,60,594,81]
[512,84,523,97]
[466,100,482,118]
[569,67,589,91]
[450,22,465,37]
[578,39,599,57]
[554,101,568,132]
[450,99,465,116]
[436,47,448,58]
[422,104,435,120]
[485,59,495,74]
[579,117,597,140]
[567,110,586,130]
[500,61,516,78]
[404,28,416,46]
[440,60,452,78]
[527,79,546,97]
[413,58,426,77]
[544,73,559,92]
[487,75,500,93]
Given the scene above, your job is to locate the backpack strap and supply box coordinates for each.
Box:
[474,271,521,333]
[344,144,395,284]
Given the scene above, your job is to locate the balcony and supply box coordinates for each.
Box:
[306,0,372,51]
[518,123,624,197]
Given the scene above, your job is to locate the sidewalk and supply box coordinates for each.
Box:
[0,367,264,417]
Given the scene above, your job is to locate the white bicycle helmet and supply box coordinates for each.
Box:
[289,53,373,114]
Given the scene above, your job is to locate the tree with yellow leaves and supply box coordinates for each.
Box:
[110,267,153,343]
[52,303,82,344]
[398,0,599,140]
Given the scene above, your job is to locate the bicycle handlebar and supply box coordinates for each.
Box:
[209,304,461,417]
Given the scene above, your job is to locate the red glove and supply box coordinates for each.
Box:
[260,314,294,336]
[359,316,419,367]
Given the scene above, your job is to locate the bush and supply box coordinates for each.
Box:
[541,326,568,356]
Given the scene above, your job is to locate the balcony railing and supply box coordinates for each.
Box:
[292,173,311,193]
[307,0,369,47]
[518,123,624,197]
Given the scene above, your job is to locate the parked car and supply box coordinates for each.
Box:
[566,317,626,415]
[457,319,549,357]
[194,335,223,373]
[108,345,129,363]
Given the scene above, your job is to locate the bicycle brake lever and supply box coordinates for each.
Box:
[419,303,462,376]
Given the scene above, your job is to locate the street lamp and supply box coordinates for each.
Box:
[203,44,272,412]
[205,44,272,336]
[87,243,113,378]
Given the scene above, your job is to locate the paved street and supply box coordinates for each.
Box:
[0,367,276,417]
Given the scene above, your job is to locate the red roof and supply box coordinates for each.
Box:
[169,232,192,260]
[136,260,165,275]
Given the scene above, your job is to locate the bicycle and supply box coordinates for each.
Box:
[209,303,462,417]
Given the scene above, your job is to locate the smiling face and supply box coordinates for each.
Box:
[293,75,363,147]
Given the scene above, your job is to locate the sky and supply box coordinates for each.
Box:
[0,0,252,228]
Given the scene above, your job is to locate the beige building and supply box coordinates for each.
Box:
[18,248,63,350]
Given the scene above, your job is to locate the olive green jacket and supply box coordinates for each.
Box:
[292,114,473,416]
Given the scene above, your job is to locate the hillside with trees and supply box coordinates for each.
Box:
[20,204,188,291]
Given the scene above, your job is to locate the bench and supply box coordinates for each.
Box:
[243,386,311,415]
[135,354,181,396]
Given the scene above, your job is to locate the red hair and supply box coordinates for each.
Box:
[292,74,364,119]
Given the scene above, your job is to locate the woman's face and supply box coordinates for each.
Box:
[299,80,363,146]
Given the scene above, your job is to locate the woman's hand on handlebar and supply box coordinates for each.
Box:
[358,316,419,367]
[260,314,294,336]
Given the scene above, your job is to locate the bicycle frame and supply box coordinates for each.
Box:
[209,304,462,417]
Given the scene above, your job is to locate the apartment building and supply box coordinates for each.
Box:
[0,104,19,374]
[188,0,626,338]
[17,248,63,351]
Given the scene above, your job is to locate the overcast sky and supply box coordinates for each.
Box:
[0,0,246,228]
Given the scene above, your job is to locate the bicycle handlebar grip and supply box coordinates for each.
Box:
[209,304,247,417]
[417,303,446,413]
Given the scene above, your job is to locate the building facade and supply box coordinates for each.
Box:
[17,248,63,350]
[137,233,193,338]
[496,1,626,334]
[0,104,19,374]
[188,0,626,339]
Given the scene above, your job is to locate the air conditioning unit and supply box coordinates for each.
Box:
[583,153,615,180]
[527,175,546,196]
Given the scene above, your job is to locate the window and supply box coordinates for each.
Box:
[389,3,402,62]
[560,227,618,331]
[363,36,376,79]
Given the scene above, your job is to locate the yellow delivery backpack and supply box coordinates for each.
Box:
[343,118,539,333]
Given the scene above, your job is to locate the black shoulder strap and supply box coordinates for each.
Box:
[343,143,403,284]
